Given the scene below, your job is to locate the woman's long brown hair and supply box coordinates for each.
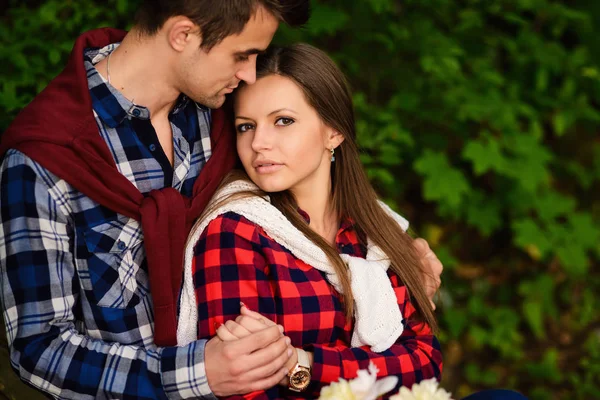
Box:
[202,43,437,332]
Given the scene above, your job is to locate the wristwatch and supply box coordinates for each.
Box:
[288,348,312,392]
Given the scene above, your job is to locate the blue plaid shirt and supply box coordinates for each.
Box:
[0,44,217,399]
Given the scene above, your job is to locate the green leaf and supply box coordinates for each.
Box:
[414,150,470,210]
[522,300,545,339]
[365,0,395,14]
[533,191,576,222]
[568,212,600,250]
[48,48,61,65]
[462,135,506,175]
[116,0,128,14]
[38,1,59,24]
[555,242,589,277]
[468,325,489,349]
[524,349,563,383]
[305,4,349,36]
[518,276,559,338]
[552,111,575,136]
[463,190,503,236]
[503,134,553,191]
[535,68,549,92]
[377,143,402,166]
[512,220,552,258]
[443,308,468,339]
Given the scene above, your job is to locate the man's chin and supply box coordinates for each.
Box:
[191,94,226,110]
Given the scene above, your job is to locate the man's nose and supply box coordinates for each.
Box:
[236,55,257,85]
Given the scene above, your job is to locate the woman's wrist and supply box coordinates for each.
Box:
[306,349,314,369]
[278,348,315,387]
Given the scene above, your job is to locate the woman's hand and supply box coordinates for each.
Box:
[216,304,299,386]
[215,303,278,341]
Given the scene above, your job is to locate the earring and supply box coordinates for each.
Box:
[330,147,336,162]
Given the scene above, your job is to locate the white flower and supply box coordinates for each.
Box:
[318,378,357,400]
[318,362,398,400]
[317,363,453,400]
[389,378,454,400]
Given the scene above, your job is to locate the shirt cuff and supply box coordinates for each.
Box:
[160,339,217,400]
[305,344,343,384]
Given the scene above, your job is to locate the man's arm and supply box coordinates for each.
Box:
[0,150,288,399]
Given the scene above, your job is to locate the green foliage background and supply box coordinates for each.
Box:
[1,0,599,399]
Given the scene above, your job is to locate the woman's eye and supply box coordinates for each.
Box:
[236,123,254,133]
[275,117,294,126]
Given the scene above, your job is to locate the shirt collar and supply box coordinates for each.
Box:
[84,44,191,128]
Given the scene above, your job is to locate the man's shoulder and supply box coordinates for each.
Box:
[1,148,65,191]
[2,148,39,169]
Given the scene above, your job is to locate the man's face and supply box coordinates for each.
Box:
[177,6,279,109]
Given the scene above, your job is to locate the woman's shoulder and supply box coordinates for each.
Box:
[194,179,274,241]
[203,211,266,243]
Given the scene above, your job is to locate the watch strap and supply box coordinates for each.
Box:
[296,348,311,370]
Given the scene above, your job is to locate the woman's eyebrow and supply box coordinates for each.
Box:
[268,108,298,116]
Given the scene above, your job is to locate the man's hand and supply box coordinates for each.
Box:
[413,238,443,310]
[216,305,297,387]
[204,324,292,396]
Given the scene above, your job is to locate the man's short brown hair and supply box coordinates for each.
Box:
[134,0,310,50]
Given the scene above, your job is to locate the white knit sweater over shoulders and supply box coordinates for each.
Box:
[177,180,410,352]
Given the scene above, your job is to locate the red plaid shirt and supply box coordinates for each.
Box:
[192,211,442,399]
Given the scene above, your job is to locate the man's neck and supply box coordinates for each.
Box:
[96,30,180,118]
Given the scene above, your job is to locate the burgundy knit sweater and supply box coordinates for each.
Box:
[0,28,236,346]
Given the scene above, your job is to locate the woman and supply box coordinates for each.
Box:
[178,43,442,399]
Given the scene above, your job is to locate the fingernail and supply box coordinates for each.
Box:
[287,348,293,357]
[285,337,291,346]
[240,301,248,310]
[278,324,284,334]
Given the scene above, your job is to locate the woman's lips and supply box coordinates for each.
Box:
[254,163,284,174]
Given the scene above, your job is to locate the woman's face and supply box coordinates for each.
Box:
[234,74,342,194]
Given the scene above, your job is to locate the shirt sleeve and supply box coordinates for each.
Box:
[307,272,443,392]
[192,212,284,400]
[0,150,215,400]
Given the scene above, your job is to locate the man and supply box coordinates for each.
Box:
[0,1,442,399]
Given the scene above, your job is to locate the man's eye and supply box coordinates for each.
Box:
[236,123,254,133]
[275,117,294,126]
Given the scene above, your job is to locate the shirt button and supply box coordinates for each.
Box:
[149,144,156,152]
[117,240,127,251]
[132,109,141,117]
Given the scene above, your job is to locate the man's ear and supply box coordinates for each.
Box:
[165,16,201,52]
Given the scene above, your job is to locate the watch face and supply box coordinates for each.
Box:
[290,369,311,389]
